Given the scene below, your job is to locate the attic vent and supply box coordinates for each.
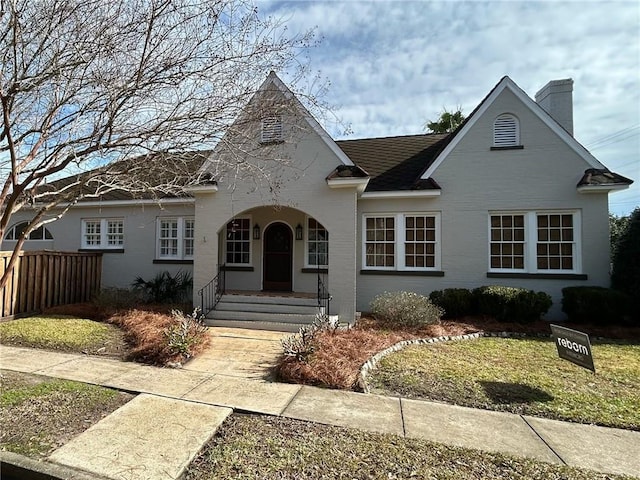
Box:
[493,114,520,147]
[261,115,283,143]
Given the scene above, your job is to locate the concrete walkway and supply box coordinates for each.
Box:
[1,330,639,479]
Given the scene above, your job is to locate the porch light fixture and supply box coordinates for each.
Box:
[253,223,261,240]
[295,223,303,240]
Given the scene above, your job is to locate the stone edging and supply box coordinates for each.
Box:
[357,331,550,393]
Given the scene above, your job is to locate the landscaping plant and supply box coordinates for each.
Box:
[132,270,192,304]
[165,309,208,359]
[473,285,551,323]
[429,288,475,319]
[371,291,443,327]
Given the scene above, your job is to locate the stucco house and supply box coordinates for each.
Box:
[3,73,632,329]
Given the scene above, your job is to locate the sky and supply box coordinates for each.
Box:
[260,0,640,215]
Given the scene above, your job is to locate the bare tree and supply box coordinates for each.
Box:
[0,0,320,290]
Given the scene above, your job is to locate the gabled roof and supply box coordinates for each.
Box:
[336,133,448,192]
[200,71,354,177]
[420,76,606,180]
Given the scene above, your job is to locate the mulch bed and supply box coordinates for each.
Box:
[276,316,640,390]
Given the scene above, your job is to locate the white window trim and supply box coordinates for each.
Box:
[493,113,520,147]
[304,216,329,268]
[224,216,252,266]
[362,213,441,271]
[488,210,581,274]
[5,222,53,241]
[81,218,124,249]
[155,217,194,260]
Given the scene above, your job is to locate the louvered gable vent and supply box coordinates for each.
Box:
[261,115,283,143]
[493,114,519,147]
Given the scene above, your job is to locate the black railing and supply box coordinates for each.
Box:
[317,267,331,317]
[198,264,225,317]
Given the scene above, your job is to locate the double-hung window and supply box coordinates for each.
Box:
[82,218,124,249]
[306,218,328,267]
[225,218,251,265]
[489,211,579,273]
[156,217,194,260]
[363,213,440,271]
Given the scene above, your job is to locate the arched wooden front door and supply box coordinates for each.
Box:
[263,223,292,291]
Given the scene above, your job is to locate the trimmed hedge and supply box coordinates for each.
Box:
[429,288,475,319]
[473,286,552,323]
[562,286,630,325]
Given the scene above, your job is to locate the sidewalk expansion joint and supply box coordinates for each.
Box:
[520,415,566,465]
[399,397,407,437]
[279,384,305,416]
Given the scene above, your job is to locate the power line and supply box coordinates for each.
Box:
[586,124,640,150]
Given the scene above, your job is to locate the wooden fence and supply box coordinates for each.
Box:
[1,251,102,318]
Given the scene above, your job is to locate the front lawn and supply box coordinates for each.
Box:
[368,337,640,430]
[185,413,632,480]
[0,370,133,457]
[0,315,125,356]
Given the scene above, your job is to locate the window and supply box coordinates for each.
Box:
[493,113,520,147]
[307,218,328,267]
[488,211,579,273]
[156,217,194,260]
[404,215,437,268]
[490,214,525,269]
[225,218,250,265]
[82,218,123,249]
[363,213,440,270]
[536,214,574,270]
[4,222,53,241]
[261,115,283,143]
[365,216,395,268]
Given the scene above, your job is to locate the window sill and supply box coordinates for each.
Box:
[360,269,445,277]
[78,248,123,254]
[490,145,524,151]
[487,272,588,280]
[222,265,254,272]
[302,268,328,274]
[153,259,194,265]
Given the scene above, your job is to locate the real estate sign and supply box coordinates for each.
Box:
[550,324,595,372]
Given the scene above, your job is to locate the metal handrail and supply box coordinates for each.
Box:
[198,264,225,317]
[317,266,331,316]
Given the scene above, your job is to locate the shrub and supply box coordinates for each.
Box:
[132,270,192,304]
[281,312,339,362]
[370,291,443,327]
[611,207,640,322]
[429,288,475,319]
[93,287,144,311]
[473,286,552,323]
[164,309,208,359]
[562,286,630,325]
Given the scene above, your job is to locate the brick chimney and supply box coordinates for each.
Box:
[535,79,574,136]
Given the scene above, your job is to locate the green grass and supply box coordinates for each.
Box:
[1,377,118,408]
[186,413,634,480]
[0,315,118,352]
[368,337,640,430]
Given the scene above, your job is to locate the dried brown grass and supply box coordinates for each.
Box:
[276,316,640,390]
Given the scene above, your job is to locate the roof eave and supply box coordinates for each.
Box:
[577,184,631,194]
[326,177,370,194]
[360,190,441,199]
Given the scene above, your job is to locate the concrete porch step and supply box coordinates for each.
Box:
[204,319,307,333]
[206,309,317,324]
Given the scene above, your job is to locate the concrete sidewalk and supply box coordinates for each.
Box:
[1,340,639,479]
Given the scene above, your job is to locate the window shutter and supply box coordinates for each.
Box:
[261,116,283,143]
[493,114,519,147]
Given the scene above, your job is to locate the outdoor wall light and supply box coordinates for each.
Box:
[253,224,261,240]
[295,223,303,240]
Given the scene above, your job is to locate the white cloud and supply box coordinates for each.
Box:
[259,0,640,214]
